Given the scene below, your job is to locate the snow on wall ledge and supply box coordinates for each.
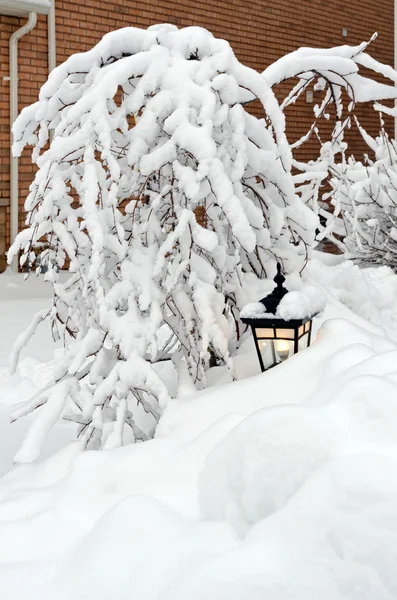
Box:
[0,0,50,16]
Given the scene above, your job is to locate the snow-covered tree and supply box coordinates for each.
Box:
[327,123,397,267]
[8,25,397,460]
[267,34,397,248]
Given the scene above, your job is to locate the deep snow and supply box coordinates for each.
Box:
[1,258,397,599]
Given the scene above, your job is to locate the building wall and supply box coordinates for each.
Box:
[0,12,48,271]
[0,0,394,270]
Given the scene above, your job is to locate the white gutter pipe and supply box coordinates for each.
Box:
[48,0,56,74]
[9,11,37,272]
[48,1,56,146]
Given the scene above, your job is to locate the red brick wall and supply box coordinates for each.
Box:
[0,0,394,270]
[0,12,48,270]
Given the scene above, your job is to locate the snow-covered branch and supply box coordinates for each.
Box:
[8,24,397,459]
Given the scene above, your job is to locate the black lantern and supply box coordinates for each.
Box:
[240,264,318,372]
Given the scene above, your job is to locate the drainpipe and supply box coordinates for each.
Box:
[48,0,56,74]
[9,11,37,272]
[48,1,56,149]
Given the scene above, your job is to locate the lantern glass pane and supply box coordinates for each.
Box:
[304,321,311,333]
[257,339,277,369]
[255,328,275,339]
[274,338,294,362]
[257,338,294,368]
[299,332,309,351]
[275,328,295,340]
[298,325,305,337]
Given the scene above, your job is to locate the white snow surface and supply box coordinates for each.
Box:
[16,0,50,5]
[1,257,397,599]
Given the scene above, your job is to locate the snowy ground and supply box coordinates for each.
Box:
[1,257,397,599]
[0,272,75,477]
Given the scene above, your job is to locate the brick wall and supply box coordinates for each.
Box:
[0,12,48,271]
[0,0,394,270]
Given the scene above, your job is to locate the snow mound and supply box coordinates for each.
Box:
[307,259,397,341]
[199,373,397,525]
[2,264,397,599]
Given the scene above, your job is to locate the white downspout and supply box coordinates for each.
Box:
[9,11,37,273]
[48,0,56,74]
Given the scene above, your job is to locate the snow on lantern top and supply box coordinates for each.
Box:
[240,264,325,323]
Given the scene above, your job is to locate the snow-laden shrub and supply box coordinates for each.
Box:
[8,25,397,458]
[276,35,397,249]
[328,127,397,267]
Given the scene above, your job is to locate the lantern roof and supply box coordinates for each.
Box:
[240,315,312,328]
[240,263,325,326]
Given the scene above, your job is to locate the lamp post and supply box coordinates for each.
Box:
[240,264,319,372]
